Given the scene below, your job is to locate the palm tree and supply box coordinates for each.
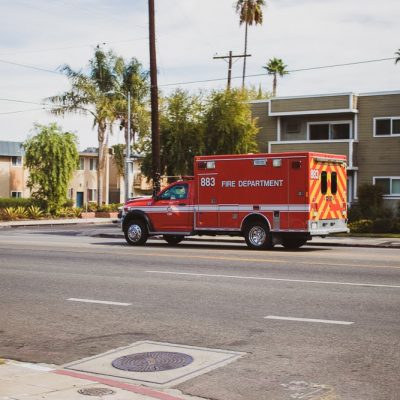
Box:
[263,58,289,97]
[395,49,400,64]
[236,0,266,89]
[47,47,119,205]
[113,58,150,151]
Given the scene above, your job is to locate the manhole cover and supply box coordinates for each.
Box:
[111,351,194,372]
[78,387,115,396]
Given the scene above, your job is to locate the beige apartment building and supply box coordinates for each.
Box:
[0,143,151,205]
[250,90,400,207]
[0,141,29,198]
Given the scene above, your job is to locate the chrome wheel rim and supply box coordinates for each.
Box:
[249,226,266,247]
[127,224,142,242]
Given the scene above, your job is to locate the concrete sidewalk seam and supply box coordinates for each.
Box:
[54,370,186,400]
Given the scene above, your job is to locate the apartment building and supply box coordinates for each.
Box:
[0,141,29,198]
[0,141,151,205]
[250,90,400,207]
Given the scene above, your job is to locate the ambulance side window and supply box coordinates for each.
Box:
[331,172,337,195]
[321,171,328,194]
[159,184,188,200]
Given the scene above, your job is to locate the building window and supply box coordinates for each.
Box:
[68,188,74,199]
[78,157,85,170]
[89,158,97,171]
[87,189,97,202]
[11,156,22,166]
[374,117,400,136]
[11,191,22,198]
[308,122,351,141]
[374,177,400,196]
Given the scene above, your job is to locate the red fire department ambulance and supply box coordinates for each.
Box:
[121,152,348,250]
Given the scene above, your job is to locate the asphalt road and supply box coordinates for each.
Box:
[0,224,399,400]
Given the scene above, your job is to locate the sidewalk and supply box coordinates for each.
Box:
[0,359,201,400]
[0,218,399,249]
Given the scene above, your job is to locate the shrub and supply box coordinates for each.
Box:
[0,197,35,209]
[372,218,394,233]
[349,219,373,233]
[15,206,28,219]
[348,204,362,223]
[86,203,98,212]
[1,207,19,221]
[63,199,74,208]
[72,208,82,218]
[27,205,43,219]
[357,184,384,219]
[56,207,76,218]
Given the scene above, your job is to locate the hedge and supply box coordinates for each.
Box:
[0,197,36,209]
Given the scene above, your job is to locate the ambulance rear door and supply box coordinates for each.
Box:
[288,156,308,230]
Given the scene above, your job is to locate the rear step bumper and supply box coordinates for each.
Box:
[308,219,349,235]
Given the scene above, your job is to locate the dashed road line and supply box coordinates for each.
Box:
[67,298,131,306]
[265,316,354,325]
[146,270,400,289]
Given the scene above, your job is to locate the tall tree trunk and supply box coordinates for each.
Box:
[242,22,248,89]
[273,74,277,97]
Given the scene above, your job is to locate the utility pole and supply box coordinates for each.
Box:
[149,0,161,196]
[213,51,251,90]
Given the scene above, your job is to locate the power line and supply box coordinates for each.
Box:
[0,98,46,106]
[0,108,47,115]
[0,37,149,57]
[0,59,61,75]
[159,57,397,87]
[0,56,396,91]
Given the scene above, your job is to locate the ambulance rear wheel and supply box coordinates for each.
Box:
[244,221,272,250]
[124,220,148,246]
[282,238,307,249]
[163,235,184,245]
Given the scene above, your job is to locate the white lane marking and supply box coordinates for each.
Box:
[67,298,131,306]
[146,271,400,289]
[265,316,354,325]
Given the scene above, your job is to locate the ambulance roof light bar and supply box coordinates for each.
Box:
[314,157,345,165]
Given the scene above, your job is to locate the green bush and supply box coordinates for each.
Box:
[27,205,43,220]
[1,207,19,221]
[72,208,82,218]
[0,197,35,209]
[372,218,394,233]
[357,184,384,219]
[349,219,373,233]
[86,203,98,212]
[15,206,28,219]
[348,204,362,223]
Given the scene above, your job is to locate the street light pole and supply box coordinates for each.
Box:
[125,91,133,202]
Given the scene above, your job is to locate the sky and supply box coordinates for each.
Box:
[0,0,399,150]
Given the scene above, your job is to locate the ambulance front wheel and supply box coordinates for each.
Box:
[244,221,272,250]
[124,220,148,246]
